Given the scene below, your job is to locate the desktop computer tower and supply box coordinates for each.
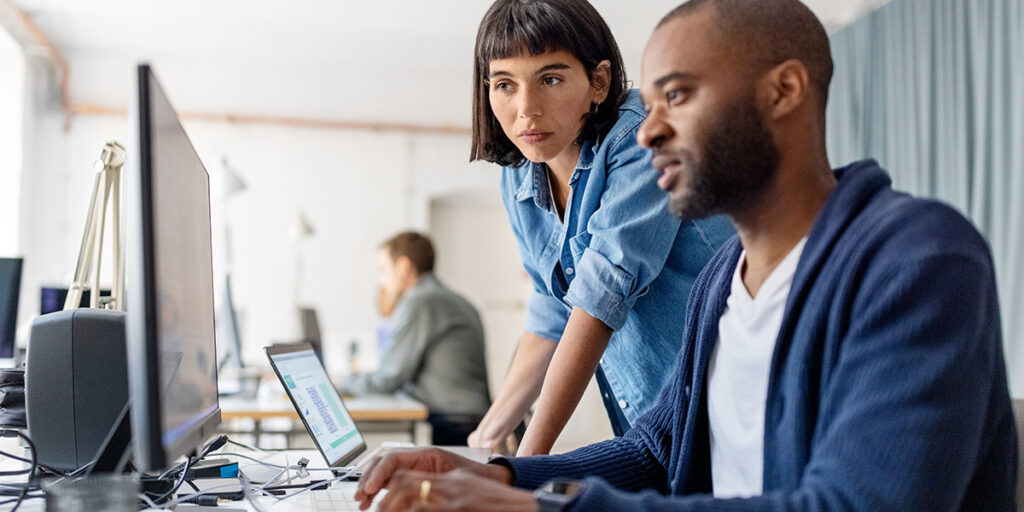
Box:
[25,308,128,471]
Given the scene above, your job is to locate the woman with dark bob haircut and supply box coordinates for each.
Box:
[467,0,734,455]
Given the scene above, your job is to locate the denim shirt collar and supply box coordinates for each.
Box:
[513,137,601,212]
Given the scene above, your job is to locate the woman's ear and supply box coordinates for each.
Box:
[591,59,612,105]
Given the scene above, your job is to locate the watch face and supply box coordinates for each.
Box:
[536,479,585,511]
[545,480,584,497]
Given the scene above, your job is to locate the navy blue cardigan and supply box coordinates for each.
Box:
[504,160,1017,511]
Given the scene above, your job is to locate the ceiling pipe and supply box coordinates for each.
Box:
[0,0,71,129]
[2,1,470,136]
[69,102,472,136]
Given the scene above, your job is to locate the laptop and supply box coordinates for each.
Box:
[264,342,376,480]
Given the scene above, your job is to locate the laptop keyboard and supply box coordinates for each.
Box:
[310,489,364,511]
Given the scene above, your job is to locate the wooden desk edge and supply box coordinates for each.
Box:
[221,408,428,422]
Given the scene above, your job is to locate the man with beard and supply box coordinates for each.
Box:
[352,0,1018,510]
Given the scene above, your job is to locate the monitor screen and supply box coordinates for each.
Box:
[0,258,22,359]
[268,347,364,465]
[126,64,221,471]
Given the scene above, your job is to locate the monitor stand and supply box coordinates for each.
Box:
[89,401,133,474]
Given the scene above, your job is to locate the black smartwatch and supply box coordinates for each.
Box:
[533,479,585,512]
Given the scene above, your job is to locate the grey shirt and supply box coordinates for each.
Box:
[341,274,490,417]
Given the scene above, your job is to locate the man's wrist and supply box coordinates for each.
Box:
[485,458,516,485]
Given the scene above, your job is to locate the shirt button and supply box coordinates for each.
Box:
[565,267,574,275]
[618,399,628,409]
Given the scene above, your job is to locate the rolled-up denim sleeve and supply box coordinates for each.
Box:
[563,125,682,331]
[500,168,571,343]
[525,289,570,342]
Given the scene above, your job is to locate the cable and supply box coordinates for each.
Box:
[0,449,32,465]
[151,454,194,504]
[146,434,230,505]
[227,438,271,453]
[217,450,354,473]
[0,429,38,512]
[154,460,357,510]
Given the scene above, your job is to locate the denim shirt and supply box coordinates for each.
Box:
[499,90,734,424]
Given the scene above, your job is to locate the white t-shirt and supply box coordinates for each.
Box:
[707,237,807,498]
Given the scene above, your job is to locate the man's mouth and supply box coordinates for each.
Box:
[652,154,683,190]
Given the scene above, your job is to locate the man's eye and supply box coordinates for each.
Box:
[666,88,690,105]
[543,76,562,86]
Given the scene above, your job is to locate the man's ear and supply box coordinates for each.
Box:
[760,59,810,120]
[591,60,613,105]
[395,256,415,278]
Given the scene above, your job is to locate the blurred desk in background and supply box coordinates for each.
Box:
[219,393,429,447]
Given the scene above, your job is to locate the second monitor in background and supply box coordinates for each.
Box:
[0,257,22,360]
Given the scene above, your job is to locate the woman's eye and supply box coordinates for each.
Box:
[543,76,562,86]
[493,81,512,92]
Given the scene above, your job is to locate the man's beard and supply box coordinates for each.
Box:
[661,93,780,220]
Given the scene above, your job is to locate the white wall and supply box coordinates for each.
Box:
[20,108,496,364]
[0,26,24,256]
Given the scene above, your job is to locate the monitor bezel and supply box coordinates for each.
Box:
[126,63,222,472]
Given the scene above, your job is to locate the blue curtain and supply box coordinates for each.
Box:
[826,0,1024,395]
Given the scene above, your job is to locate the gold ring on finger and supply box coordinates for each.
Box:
[420,479,431,505]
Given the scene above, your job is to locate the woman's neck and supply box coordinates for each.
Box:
[545,144,582,215]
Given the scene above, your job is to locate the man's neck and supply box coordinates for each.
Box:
[731,158,836,298]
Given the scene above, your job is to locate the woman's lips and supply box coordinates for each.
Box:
[520,131,552,144]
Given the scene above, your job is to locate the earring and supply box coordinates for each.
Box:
[591,103,599,114]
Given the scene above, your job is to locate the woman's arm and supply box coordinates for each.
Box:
[469,331,557,453]
[517,307,612,456]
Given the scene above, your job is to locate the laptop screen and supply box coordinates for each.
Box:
[267,346,364,466]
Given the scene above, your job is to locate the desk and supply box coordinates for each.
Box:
[219,394,429,446]
[0,445,490,511]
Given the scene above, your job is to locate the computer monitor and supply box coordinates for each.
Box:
[215,273,244,373]
[0,258,22,359]
[125,64,221,472]
[39,286,111,315]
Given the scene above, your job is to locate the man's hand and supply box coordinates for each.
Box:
[376,469,537,512]
[355,447,512,509]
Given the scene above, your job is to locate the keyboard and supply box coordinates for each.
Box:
[310,489,367,511]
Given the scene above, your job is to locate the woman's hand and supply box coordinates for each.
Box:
[467,425,517,455]
[376,469,536,512]
[469,333,557,454]
[355,447,512,509]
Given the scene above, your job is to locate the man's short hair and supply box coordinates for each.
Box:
[381,232,435,275]
[659,0,834,109]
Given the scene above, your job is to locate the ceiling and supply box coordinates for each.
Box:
[12,0,894,124]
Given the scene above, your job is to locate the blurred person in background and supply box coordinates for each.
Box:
[341,231,490,445]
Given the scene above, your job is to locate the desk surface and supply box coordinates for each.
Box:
[0,446,490,511]
[219,393,428,422]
